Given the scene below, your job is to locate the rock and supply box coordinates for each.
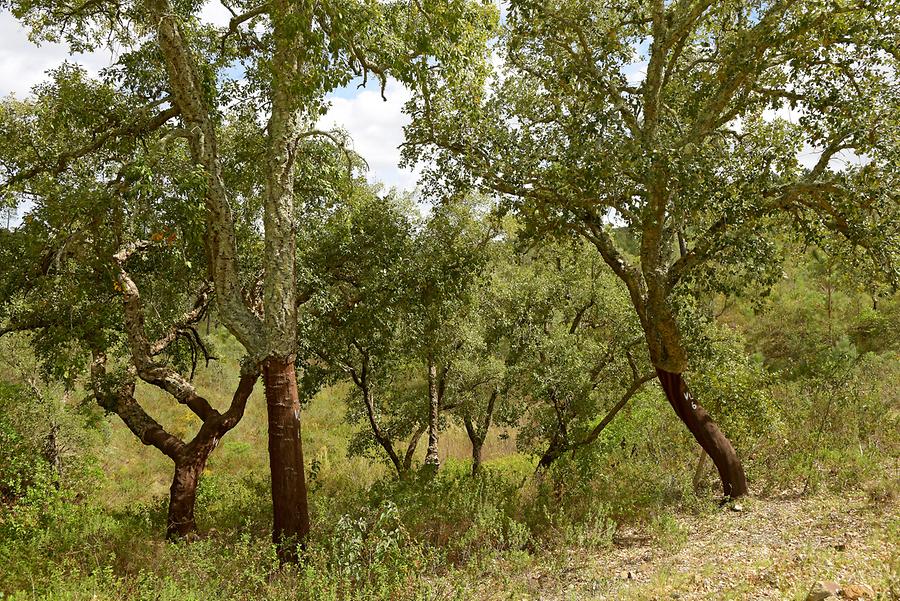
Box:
[730,503,744,512]
[806,581,841,601]
[841,583,875,599]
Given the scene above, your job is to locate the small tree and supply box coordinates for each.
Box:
[406,198,493,471]
[484,235,655,471]
[299,192,493,476]
[298,188,426,477]
[0,69,260,537]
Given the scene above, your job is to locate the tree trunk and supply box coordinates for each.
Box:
[423,357,441,471]
[656,369,748,498]
[692,449,709,493]
[463,415,486,476]
[471,440,484,476]
[536,437,564,473]
[262,355,310,562]
[403,423,427,474]
[167,459,204,539]
[359,382,404,477]
[43,421,62,487]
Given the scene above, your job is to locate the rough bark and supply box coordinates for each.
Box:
[144,0,314,556]
[423,357,441,470]
[263,355,310,561]
[144,0,265,354]
[114,243,218,421]
[261,0,305,360]
[656,368,748,498]
[167,459,203,538]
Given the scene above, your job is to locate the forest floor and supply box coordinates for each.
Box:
[437,493,898,600]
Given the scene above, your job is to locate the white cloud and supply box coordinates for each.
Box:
[0,11,115,98]
[1,1,241,100]
[199,1,234,27]
[319,78,420,193]
[0,8,419,194]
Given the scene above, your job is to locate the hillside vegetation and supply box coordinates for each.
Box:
[2,249,898,600]
[1,0,899,598]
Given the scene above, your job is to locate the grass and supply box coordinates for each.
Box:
[1,329,898,600]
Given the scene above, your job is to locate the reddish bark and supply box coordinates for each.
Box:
[262,355,310,562]
[167,459,204,538]
[166,370,258,539]
[656,368,748,498]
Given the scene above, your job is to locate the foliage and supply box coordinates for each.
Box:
[0,0,898,596]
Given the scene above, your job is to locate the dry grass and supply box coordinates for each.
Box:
[433,493,899,600]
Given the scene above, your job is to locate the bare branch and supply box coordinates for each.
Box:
[90,351,185,459]
[149,285,212,355]
[113,241,219,422]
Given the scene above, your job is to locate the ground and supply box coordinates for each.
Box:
[437,494,898,600]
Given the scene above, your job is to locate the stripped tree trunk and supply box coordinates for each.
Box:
[263,356,310,561]
[146,0,312,559]
[167,458,204,538]
[91,350,258,540]
[656,369,748,498]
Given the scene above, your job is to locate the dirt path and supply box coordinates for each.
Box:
[453,494,898,600]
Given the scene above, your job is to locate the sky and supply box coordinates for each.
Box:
[0,4,419,199]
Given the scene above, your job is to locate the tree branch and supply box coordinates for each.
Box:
[2,105,179,191]
[90,351,185,460]
[113,241,219,422]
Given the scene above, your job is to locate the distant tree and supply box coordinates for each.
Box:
[1,0,497,559]
[298,192,492,476]
[406,198,493,472]
[297,188,426,478]
[487,235,655,472]
[405,0,900,497]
